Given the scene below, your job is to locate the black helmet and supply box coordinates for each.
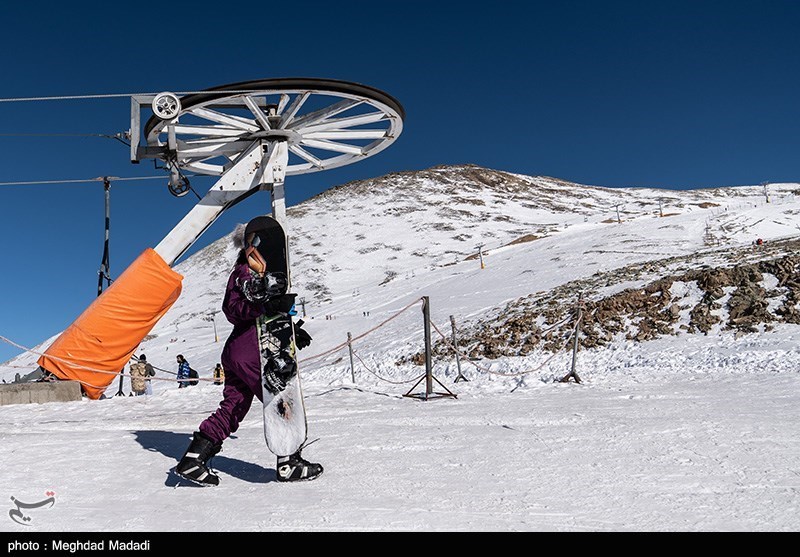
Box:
[243,215,285,272]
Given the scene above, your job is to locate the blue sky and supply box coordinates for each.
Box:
[1,0,800,364]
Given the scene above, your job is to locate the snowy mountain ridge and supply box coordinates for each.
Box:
[174,163,800,307]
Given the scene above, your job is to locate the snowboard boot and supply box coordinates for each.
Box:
[176,431,222,486]
[276,451,323,482]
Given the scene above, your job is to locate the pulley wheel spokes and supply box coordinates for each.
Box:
[144,78,405,177]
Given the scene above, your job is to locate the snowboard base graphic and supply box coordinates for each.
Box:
[252,216,308,457]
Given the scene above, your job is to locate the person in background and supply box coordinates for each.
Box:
[142,355,155,395]
[129,355,149,396]
[213,363,225,385]
[176,354,191,388]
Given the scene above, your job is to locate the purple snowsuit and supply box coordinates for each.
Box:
[199,263,266,445]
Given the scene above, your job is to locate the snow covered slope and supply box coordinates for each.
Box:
[3,164,799,383]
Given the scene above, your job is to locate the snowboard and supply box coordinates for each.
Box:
[253,216,308,457]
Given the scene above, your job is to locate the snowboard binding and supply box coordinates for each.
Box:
[263,349,298,395]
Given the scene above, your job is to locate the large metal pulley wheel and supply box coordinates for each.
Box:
[144,78,405,176]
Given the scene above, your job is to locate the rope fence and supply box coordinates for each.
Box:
[427,315,577,378]
[351,348,425,386]
[298,296,425,364]
[0,334,218,392]
[1,293,586,395]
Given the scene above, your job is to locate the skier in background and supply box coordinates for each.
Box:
[176,354,191,388]
[213,363,225,385]
[175,218,320,486]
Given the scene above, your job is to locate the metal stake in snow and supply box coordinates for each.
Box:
[560,293,584,384]
[347,332,356,383]
[451,315,468,382]
[405,296,457,400]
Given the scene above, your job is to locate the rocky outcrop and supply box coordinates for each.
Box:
[402,238,800,363]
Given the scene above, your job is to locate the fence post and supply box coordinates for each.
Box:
[404,296,457,400]
[422,296,433,396]
[115,369,126,396]
[347,332,355,383]
[560,293,583,384]
[450,315,468,382]
[212,312,219,343]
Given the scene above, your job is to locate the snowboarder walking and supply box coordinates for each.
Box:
[175,218,321,486]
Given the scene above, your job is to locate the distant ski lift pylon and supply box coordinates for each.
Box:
[38,78,404,398]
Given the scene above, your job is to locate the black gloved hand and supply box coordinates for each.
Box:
[264,293,297,315]
[294,319,312,350]
[241,272,288,303]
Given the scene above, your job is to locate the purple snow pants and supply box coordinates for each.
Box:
[198,263,269,446]
[198,327,263,445]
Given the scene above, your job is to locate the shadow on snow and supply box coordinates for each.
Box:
[132,430,276,487]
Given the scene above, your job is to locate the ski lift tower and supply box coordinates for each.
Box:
[39,79,404,398]
[131,78,404,265]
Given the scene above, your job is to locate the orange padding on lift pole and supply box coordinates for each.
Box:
[38,248,183,399]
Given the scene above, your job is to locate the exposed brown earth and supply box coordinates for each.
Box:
[402,238,800,364]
